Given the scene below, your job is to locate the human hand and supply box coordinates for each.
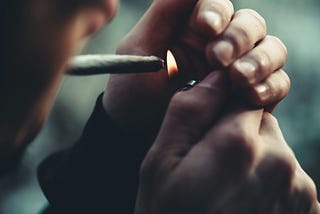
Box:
[103,0,289,141]
[134,71,320,214]
[0,0,118,161]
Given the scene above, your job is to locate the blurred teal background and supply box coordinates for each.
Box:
[0,0,319,213]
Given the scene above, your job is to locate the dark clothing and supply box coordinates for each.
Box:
[38,94,150,213]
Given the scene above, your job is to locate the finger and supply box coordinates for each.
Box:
[230,35,288,87]
[117,0,199,56]
[141,72,228,180]
[206,9,267,67]
[154,71,229,152]
[191,0,234,37]
[247,69,291,107]
[180,0,234,53]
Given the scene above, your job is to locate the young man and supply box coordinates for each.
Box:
[1,0,319,213]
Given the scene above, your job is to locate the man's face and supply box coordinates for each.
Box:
[0,0,121,154]
[17,0,120,76]
[92,0,119,21]
[8,0,120,130]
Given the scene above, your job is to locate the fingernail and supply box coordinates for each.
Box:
[233,59,257,84]
[212,40,234,66]
[254,83,271,101]
[201,11,222,31]
[199,71,225,89]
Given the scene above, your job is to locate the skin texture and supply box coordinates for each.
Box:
[134,71,320,214]
[103,0,290,142]
[102,0,319,212]
[0,0,118,160]
[0,0,319,213]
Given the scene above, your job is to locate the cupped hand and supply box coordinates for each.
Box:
[103,0,289,141]
[134,71,320,214]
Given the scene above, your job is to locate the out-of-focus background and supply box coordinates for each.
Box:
[0,0,319,213]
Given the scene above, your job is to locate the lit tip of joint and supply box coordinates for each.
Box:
[66,52,178,76]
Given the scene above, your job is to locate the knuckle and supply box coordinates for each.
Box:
[229,58,259,87]
[291,184,317,213]
[272,141,297,168]
[265,70,291,101]
[196,0,234,35]
[279,69,291,92]
[216,0,235,20]
[239,9,267,31]
[226,9,266,53]
[209,0,234,16]
[226,128,251,146]
[252,50,272,74]
[170,91,206,118]
[256,154,295,192]
[315,203,320,213]
[262,112,279,126]
[139,149,159,180]
[213,0,235,17]
[139,146,169,184]
[226,0,235,13]
[277,74,291,101]
[225,24,251,50]
[275,156,295,178]
[293,169,318,205]
[265,154,295,181]
[171,84,224,122]
[266,35,288,56]
[217,125,255,164]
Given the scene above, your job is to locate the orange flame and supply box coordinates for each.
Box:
[166,50,178,77]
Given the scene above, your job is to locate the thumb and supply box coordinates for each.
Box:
[153,71,229,154]
[117,0,198,57]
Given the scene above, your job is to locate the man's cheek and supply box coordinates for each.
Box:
[96,0,119,21]
[76,0,119,20]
